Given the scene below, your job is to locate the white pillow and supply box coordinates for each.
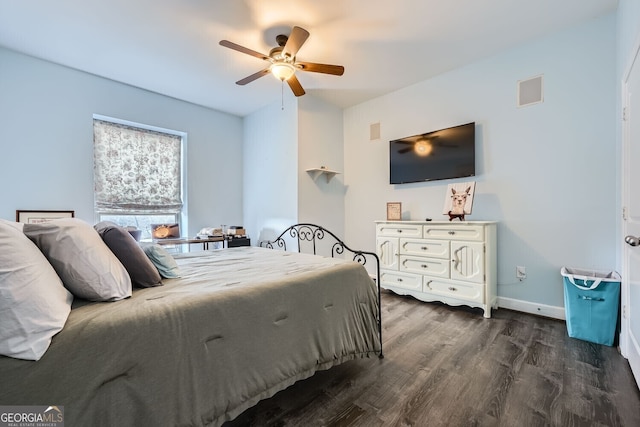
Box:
[23,218,132,302]
[0,219,73,361]
[3,219,23,232]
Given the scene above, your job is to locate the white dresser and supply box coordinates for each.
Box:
[375,221,497,318]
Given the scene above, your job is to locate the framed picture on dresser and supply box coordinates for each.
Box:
[16,210,75,224]
[386,202,402,220]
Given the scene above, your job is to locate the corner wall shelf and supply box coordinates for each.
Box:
[306,167,341,183]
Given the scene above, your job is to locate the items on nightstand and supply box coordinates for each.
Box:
[227,226,246,236]
[197,227,223,239]
[224,226,250,248]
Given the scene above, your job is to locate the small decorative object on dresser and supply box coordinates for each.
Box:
[386,202,402,221]
[376,220,497,318]
[16,210,75,224]
[442,181,475,221]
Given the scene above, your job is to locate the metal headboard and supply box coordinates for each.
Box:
[260,223,383,358]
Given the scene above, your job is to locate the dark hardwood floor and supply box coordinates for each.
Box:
[225,291,640,427]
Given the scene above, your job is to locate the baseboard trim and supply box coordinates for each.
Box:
[498,297,565,320]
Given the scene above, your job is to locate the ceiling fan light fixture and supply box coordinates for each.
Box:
[271,62,295,81]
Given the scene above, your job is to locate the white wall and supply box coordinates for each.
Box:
[243,93,346,245]
[243,92,299,244]
[343,13,617,310]
[0,47,244,235]
[298,96,345,236]
[617,0,640,73]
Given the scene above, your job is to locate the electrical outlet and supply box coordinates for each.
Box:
[516,266,526,280]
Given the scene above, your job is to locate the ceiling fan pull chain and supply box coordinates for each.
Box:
[281,80,284,110]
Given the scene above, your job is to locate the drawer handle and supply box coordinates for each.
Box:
[421,246,428,250]
[421,264,428,269]
[397,229,403,233]
[397,278,403,282]
[448,231,455,235]
[448,287,457,291]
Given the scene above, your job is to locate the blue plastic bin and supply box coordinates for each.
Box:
[561,267,621,346]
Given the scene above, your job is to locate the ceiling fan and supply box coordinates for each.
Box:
[219,26,344,97]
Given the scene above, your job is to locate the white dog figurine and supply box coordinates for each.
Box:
[448,186,471,221]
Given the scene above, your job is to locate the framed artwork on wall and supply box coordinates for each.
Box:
[386,202,402,221]
[16,210,75,224]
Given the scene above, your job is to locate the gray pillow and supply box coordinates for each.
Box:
[95,223,162,287]
[24,218,131,302]
[141,243,182,278]
[0,219,73,361]
[93,220,119,233]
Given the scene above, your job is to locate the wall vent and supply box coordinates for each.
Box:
[517,75,544,107]
[370,122,381,141]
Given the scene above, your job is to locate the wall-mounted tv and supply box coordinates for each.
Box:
[389,122,475,184]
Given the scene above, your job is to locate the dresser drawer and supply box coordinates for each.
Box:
[380,270,422,291]
[400,238,449,259]
[423,278,483,303]
[400,255,449,278]
[376,223,423,238]
[423,225,484,241]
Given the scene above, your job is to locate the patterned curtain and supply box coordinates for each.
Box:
[93,119,183,214]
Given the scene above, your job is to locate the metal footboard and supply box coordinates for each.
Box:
[260,223,383,358]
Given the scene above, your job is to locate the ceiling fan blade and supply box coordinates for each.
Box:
[236,68,270,85]
[282,26,310,58]
[219,40,269,61]
[296,62,344,76]
[287,74,306,97]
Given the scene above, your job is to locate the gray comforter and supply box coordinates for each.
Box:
[0,247,380,426]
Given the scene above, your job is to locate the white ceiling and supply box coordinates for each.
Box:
[0,0,617,117]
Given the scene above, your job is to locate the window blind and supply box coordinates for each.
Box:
[93,119,183,214]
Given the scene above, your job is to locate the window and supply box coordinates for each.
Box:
[93,116,185,240]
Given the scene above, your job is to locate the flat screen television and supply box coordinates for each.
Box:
[389,122,475,184]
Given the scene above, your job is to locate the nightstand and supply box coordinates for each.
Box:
[225,237,251,248]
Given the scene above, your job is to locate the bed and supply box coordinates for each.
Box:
[0,221,381,426]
